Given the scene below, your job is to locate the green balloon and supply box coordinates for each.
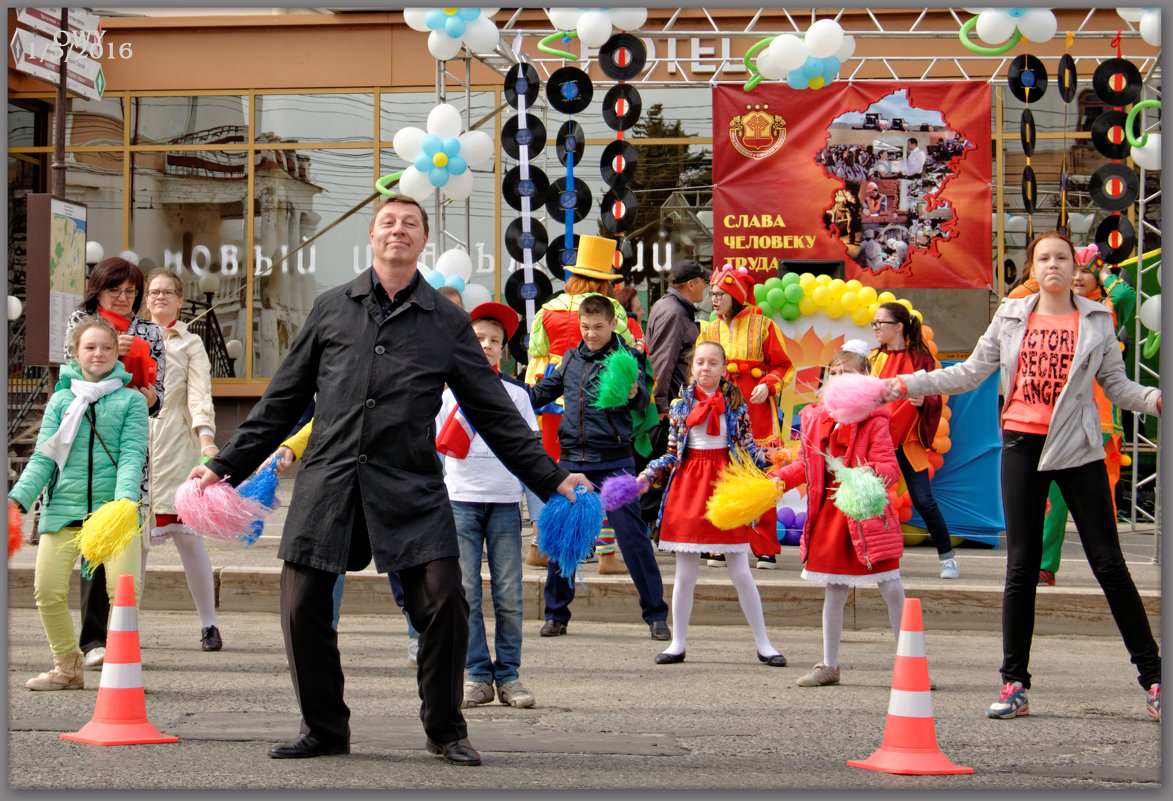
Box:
[753,283,769,303]
[764,276,783,290]
[758,301,774,318]
[780,302,801,321]
[781,271,800,287]
[767,287,786,307]
[784,283,804,303]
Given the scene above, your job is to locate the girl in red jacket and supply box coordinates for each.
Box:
[772,350,904,687]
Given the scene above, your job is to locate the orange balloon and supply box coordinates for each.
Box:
[935,436,951,453]
[898,506,913,522]
[942,404,952,420]
[921,325,934,341]
[937,418,950,436]
[928,340,939,356]
[927,452,944,471]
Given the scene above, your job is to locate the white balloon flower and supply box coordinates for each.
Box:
[390,104,494,202]
[404,8,501,61]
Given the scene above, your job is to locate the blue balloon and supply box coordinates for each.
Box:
[822,56,841,80]
[442,137,462,157]
[446,154,468,175]
[445,275,466,293]
[795,511,807,528]
[458,8,480,20]
[786,70,807,90]
[428,167,450,187]
[802,55,822,75]
[420,134,442,157]
[424,8,447,30]
[779,507,797,527]
[1006,8,1028,18]
[414,153,433,173]
[444,15,466,38]
[425,270,446,288]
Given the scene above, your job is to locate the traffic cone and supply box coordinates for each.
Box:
[61,573,178,746]
[847,597,971,775]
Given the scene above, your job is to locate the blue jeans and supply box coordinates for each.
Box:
[453,501,524,685]
[331,572,419,639]
[544,463,668,625]
[897,446,954,560]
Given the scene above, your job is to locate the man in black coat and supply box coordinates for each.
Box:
[190,196,589,765]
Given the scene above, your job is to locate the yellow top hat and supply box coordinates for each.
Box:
[565,235,620,281]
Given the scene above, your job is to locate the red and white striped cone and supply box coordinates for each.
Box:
[61,573,178,746]
[847,597,972,775]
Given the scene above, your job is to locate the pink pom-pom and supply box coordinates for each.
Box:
[174,478,268,540]
[599,473,642,511]
[821,373,888,424]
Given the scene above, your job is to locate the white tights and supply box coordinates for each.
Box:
[144,532,218,628]
[664,551,780,657]
[821,578,904,669]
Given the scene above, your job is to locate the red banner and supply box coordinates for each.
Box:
[713,82,992,289]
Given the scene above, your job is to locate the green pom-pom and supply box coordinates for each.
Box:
[826,454,889,521]
[592,347,640,409]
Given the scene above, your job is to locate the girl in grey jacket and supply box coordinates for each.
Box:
[884,231,1161,723]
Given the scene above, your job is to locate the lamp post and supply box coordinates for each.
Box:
[225,339,243,378]
[198,271,221,306]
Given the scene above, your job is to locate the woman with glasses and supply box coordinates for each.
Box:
[869,301,959,579]
[64,256,166,670]
[143,268,223,651]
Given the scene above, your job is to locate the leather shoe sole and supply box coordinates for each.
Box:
[268,735,350,759]
[654,651,685,664]
[426,738,482,766]
[758,653,788,667]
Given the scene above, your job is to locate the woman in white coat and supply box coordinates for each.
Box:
[884,231,1161,722]
[144,268,223,651]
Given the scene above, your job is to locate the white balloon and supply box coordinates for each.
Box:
[427,29,464,61]
[403,8,430,31]
[441,169,475,201]
[397,167,436,201]
[578,10,613,48]
[436,248,474,282]
[462,282,492,311]
[8,295,24,322]
[427,104,465,139]
[119,250,139,265]
[609,8,648,31]
[696,210,713,230]
[458,130,494,167]
[392,125,426,161]
[1139,294,1161,332]
[1005,215,1028,232]
[1118,8,1148,22]
[805,18,844,59]
[546,8,580,32]
[962,7,990,14]
[463,15,500,53]
[756,47,787,80]
[770,33,808,72]
[834,34,856,62]
[1132,133,1162,171]
[1140,10,1161,46]
[975,9,1016,44]
[480,8,499,19]
[416,261,433,278]
[85,241,105,264]
[1017,9,1057,42]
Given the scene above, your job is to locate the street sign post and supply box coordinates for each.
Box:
[9,27,104,101]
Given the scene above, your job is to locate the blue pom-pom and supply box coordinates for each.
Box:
[236,461,281,546]
[537,486,604,579]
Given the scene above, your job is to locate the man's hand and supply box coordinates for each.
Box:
[187,463,224,490]
[555,472,593,501]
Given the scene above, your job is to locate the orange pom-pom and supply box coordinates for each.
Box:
[9,501,24,558]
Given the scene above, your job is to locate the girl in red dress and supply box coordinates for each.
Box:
[638,341,786,667]
[772,350,905,687]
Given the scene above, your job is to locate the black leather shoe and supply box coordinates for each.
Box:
[426,737,482,766]
[758,652,787,667]
[540,619,567,637]
[268,734,350,759]
[649,620,671,641]
[654,650,685,664]
[200,625,222,651]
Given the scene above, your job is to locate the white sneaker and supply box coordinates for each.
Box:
[407,638,419,666]
[940,559,960,579]
[83,647,105,669]
[461,680,494,709]
[497,679,535,708]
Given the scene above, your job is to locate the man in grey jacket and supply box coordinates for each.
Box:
[190,196,589,766]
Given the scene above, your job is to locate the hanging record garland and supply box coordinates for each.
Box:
[1010,53,1045,239]
[598,32,648,284]
[547,66,593,283]
[500,62,548,345]
[1089,55,1142,264]
[1055,47,1076,235]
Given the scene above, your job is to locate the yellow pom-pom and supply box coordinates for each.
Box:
[727,362,740,374]
[1121,453,1133,467]
[64,499,142,572]
[705,450,779,530]
[750,367,763,378]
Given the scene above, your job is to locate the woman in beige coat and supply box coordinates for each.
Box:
[144,268,223,651]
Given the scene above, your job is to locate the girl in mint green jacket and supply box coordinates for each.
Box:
[9,316,149,691]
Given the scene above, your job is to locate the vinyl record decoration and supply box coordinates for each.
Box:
[546,66,593,284]
[599,33,647,282]
[1055,45,1076,235]
[501,62,548,337]
[1089,55,1142,265]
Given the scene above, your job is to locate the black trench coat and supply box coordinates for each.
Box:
[207,269,568,573]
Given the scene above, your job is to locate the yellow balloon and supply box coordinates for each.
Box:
[798,296,818,316]
[816,273,833,286]
[877,291,897,304]
[799,272,816,289]
[911,309,923,322]
[809,75,825,91]
[825,300,844,318]
[840,291,860,311]
[828,278,846,294]
[845,279,863,293]
[868,301,881,315]
[858,286,878,305]
[851,306,872,326]
[898,298,913,310]
[811,285,831,306]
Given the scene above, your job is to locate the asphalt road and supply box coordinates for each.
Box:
[6,607,1161,791]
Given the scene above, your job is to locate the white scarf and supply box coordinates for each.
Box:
[37,378,124,470]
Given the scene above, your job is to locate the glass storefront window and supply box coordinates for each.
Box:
[63,150,124,268]
[379,90,498,144]
[130,95,248,146]
[9,101,43,147]
[67,97,125,147]
[256,93,374,143]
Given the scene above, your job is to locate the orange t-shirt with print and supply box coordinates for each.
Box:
[1002,310,1079,434]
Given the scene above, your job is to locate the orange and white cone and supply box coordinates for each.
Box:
[847,597,971,775]
[61,573,178,746]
